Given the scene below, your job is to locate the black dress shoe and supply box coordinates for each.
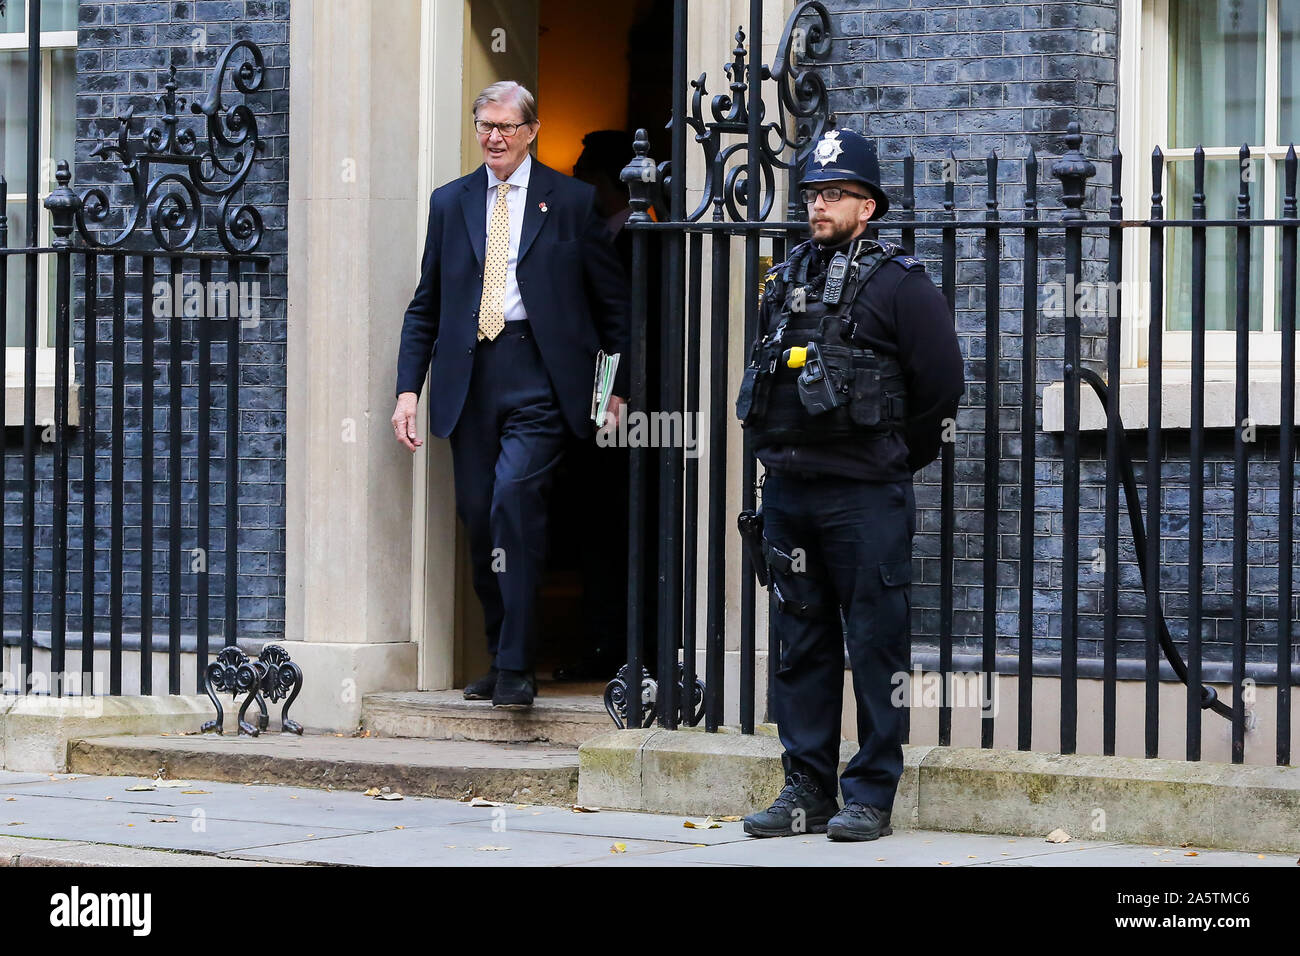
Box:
[742,772,840,838]
[492,670,536,709]
[826,802,893,841]
[462,668,498,700]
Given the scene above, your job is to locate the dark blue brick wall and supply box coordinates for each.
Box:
[5,0,289,648]
[820,0,1299,668]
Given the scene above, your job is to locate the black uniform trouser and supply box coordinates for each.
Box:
[448,325,569,673]
[762,471,915,811]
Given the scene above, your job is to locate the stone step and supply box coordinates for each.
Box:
[67,733,579,806]
[362,688,615,747]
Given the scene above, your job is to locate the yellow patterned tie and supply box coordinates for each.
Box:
[478,182,510,341]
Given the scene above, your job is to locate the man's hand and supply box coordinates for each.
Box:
[599,394,626,438]
[392,392,422,451]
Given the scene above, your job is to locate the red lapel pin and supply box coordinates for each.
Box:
[539,201,548,213]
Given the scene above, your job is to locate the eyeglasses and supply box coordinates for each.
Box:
[800,186,871,204]
[475,120,528,137]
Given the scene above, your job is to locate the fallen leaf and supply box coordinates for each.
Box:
[125,785,155,792]
[4,798,14,802]
[683,818,721,829]
[289,796,299,800]
[876,857,885,862]
[363,788,381,797]
[967,855,977,859]
[1184,851,1198,857]
[181,790,209,795]
[611,842,627,853]
[571,805,601,813]
[5,822,23,826]
[1178,841,1192,848]
[938,861,951,865]
[149,817,178,824]
[306,834,315,838]
[476,845,510,852]
[1045,828,1071,844]
[467,797,503,807]
[104,797,112,801]
[394,826,405,830]
[717,816,742,823]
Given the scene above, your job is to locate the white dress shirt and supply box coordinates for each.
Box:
[485,152,531,324]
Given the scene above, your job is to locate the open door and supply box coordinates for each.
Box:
[422,0,672,691]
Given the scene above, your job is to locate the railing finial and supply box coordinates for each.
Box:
[44,160,83,249]
[621,128,658,225]
[1051,120,1096,221]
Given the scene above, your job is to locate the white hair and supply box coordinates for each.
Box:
[471,81,538,125]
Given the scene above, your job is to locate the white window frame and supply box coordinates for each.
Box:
[1,11,78,422]
[1120,0,1291,371]
[1057,0,1300,432]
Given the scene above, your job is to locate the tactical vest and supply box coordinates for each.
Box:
[736,237,912,446]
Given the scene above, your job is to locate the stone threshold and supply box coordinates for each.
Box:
[67,733,580,807]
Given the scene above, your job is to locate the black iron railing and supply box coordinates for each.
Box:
[1,14,270,699]
[609,0,1298,767]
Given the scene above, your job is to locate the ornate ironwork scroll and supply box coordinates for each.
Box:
[202,644,303,736]
[45,40,267,254]
[622,1,834,226]
[604,663,705,729]
[604,665,656,729]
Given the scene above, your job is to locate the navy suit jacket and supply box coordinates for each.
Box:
[395,158,631,439]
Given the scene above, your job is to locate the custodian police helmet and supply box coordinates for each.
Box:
[798,127,889,220]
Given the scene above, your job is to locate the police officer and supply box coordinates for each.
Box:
[736,128,964,841]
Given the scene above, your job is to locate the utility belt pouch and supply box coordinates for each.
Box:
[848,351,884,426]
[797,342,848,415]
[736,363,759,422]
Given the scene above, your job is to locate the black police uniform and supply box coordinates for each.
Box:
[737,129,965,831]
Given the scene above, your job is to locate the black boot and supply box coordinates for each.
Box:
[742,771,840,838]
[462,668,498,701]
[492,669,536,709]
[827,802,893,841]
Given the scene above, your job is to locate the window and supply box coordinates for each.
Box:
[1122,0,1299,369]
[1,0,77,350]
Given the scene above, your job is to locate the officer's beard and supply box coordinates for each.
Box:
[812,221,868,253]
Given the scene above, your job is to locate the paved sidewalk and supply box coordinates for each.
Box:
[0,770,1292,867]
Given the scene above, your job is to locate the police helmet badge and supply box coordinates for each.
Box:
[813,130,844,167]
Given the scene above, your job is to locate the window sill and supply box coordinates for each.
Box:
[1042,367,1297,433]
[4,348,80,428]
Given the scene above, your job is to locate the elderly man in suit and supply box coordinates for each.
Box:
[392,81,630,708]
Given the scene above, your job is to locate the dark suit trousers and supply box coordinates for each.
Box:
[448,325,569,673]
